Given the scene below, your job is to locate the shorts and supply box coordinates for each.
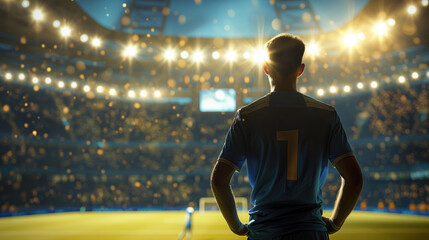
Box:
[248,231,329,240]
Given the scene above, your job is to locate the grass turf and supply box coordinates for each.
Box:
[0,210,428,240]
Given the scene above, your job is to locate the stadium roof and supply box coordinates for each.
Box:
[75,0,369,38]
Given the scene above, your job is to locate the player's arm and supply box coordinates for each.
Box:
[210,160,249,236]
[323,154,363,234]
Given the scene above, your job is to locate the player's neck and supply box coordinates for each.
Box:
[270,83,297,92]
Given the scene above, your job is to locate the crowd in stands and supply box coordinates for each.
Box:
[1,80,428,213]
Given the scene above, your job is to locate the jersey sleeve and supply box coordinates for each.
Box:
[328,110,354,167]
[218,110,247,172]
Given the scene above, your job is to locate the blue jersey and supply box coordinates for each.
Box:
[219,91,353,238]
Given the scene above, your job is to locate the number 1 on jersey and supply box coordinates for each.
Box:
[276,130,298,180]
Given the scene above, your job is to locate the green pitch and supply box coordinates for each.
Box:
[0,211,428,240]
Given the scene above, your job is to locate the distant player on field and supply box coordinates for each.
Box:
[211,33,363,239]
[177,206,194,240]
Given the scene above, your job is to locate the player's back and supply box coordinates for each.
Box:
[239,90,337,237]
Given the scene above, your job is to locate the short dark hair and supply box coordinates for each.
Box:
[264,33,305,81]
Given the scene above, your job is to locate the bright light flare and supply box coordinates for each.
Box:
[123,45,138,58]
[408,5,417,14]
[58,81,65,88]
[45,77,52,84]
[212,51,220,60]
[71,81,78,88]
[411,72,419,79]
[32,77,39,84]
[140,90,148,97]
[192,51,204,62]
[32,9,43,21]
[164,49,176,61]
[357,82,364,89]
[374,22,388,35]
[180,51,189,59]
[307,43,319,56]
[53,20,61,28]
[398,76,406,83]
[329,86,338,94]
[243,51,251,59]
[344,85,351,93]
[18,73,25,81]
[83,85,90,92]
[423,0,429,7]
[109,88,117,96]
[253,49,268,63]
[91,38,101,47]
[154,90,161,98]
[128,90,136,98]
[343,33,358,47]
[60,26,72,37]
[387,18,396,26]
[96,86,103,93]
[5,72,12,80]
[370,81,378,89]
[317,88,325,96]
[22,0,30,8]
[225,50,237,62]
[80,34,89,43]
[358,32,366,40]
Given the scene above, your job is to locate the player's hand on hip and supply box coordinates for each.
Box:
[232,223,249,236]
[322,216,340,235]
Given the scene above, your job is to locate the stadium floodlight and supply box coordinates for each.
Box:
[357,82,364,89]
[317,89,325,96]
[358,32,366,40]
[80,34,89,43]
[398,76,406,83]
[253,49,268,63]
[154,90,161,98]
[18,73,25,81]
[140,90,148,97]
[58,81,65,88]
[96,86,103,93]
[60,26,72,37]
[5,72,12,80]
[387,18,396,27]
[32,9,43,21]
[83,85,90,92]
[225,50,237,62]
[45,77,52,84]
[212,51,220,60]
[423,0,429,7]
[192,51,204,62]
[407,5,417,14]
[180,50,189,59]
[71,81,78,88]
[344,85,351,93]
[307,43,319,56]
[32,77,39,84]
[109,88,117,96]
[411,72,419,79]
[343,33,358,47]
[370,81,378,89]
[123,45,138,58]
[164,49,176,61]
[128,90,136,98]
[52,20,61,28]
[329,86,338,94]
[374,22,388,35]
[22,0,30,8]
[91,38,101,48]
[243,51,251,60]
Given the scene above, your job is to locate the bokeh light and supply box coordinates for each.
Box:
[164,49,176,61]
[32,77,39,84]
[60,26,72,37]
[343,33,358,47]
[18,73,25,81]
[407,5,417,14]
[398,76,406,83]
[154,90,161,98]
[91,38,101,47]
[45,77,52,84]
[83,85,90,92]
[374,22,388,35]
[307,43,319,55]
[411,72,419,79]
[52,20,61,28]
[370,81,378,89]
[344,85,351,93]
[192,51,204,62]
[317,88,325,96]
[128,90,136,98]
[32,9,43,21]
[5,72,12,80]
[123,45,138,58]
[58,81,65,88]
[80,34,89,43]
[96,86,103,93]
[212,51,220,60]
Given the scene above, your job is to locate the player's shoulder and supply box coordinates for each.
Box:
[239,94,270,116]
[301,94,335,112]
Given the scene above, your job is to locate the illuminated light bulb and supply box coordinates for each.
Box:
[32,77,39,84]
[83,85,90,92]
[128,90,136,98]
[357,82,364,89]
[91,38,101,47]
[80,34,89,43]
[71,81,78,88]
[96,86,103,93]
[344,85,351,93]
[212,51,220,60]
[5,72,12,80]
[407,5,417,14]
[32,9,43,21]
[18,73,25,81]
[140,90,148,97]
[387,18,396,26]
[329,86,337,94]
[411,72,419,79]
[45,77,52,84]
[60,26,72,37]
[52,20,61,28]
[154,90,161,98]
[317,88,325,96]
[180,50,189,59]
[109,88,117,96]
[58,81,65,88]
[370,81,378,89]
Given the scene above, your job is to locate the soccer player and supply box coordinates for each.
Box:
[177,206,194,240]
[211,33,363,239]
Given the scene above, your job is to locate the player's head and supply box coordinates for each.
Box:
[264,33,305,85]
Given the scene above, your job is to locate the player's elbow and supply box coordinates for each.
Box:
[345,170,363,192]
